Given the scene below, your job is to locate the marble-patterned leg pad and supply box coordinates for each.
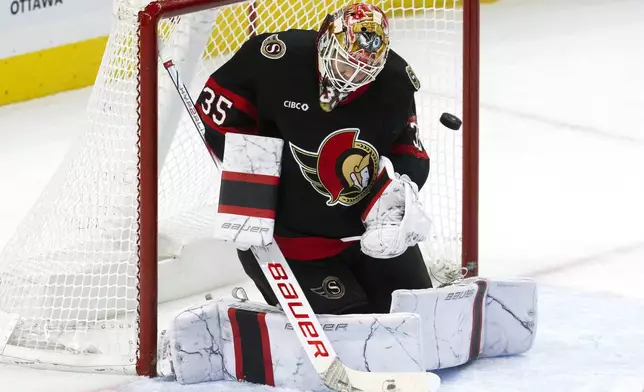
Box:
[390,277,537,371]
[157,301,227,384]
[214,133,284,247]
[480,278,537,358]
[390,279,489,370]
[159,299,425,390]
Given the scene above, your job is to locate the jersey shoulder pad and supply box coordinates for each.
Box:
[379,50,421,93]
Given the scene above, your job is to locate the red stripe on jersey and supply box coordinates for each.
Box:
[361,174,392,221]
[338,83,371,106]
[221,171,280,186]
[257,313,275,386]
[273,236,354,261]
[391,144,429,160]
[196,102,258,135]
[218,205,276,220]
[206,77,258,121]
[228,308,244,381]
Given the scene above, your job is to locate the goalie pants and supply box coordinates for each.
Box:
[237,243,432,315]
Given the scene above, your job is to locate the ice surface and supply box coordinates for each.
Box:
[1,0,644,390]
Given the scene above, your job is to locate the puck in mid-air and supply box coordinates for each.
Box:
[440,113,462,130]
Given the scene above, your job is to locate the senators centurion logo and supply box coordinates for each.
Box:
[290,129,379,206]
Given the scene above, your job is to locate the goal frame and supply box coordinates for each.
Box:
[137,0,479,377]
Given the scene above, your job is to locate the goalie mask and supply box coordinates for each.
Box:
[316,3,390,112]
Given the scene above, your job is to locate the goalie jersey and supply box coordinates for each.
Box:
[196,29,429,260]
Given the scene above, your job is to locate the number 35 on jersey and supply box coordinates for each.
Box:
[200,87,233,125]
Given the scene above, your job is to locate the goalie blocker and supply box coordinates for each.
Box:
[158,277,537,389]
[213,133,283,247]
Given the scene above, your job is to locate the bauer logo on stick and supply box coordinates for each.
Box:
[261,34,286,59]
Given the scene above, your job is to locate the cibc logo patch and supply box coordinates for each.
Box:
[260,34,286,59]
[284,100,309,111]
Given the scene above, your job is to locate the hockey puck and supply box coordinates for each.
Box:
[440,112,462,130]
[205,293,213,301]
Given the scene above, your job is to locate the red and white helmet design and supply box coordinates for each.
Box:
[316,3,390,96]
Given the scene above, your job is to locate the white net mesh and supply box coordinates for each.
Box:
[0,0,464,373]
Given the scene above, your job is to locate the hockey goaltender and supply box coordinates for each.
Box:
[157,2,537,390]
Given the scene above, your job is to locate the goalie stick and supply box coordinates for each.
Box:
[162,58,440,392]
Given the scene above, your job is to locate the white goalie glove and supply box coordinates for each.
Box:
[360,157,431,259]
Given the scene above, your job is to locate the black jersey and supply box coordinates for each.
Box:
[196,30,429,260]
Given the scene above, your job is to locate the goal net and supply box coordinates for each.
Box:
[0,0,478,375]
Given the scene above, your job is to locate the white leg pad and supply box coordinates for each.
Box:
[157,301,227,384]
[391,279,489,370]
[390,277,537,370]
[481,278,537,358]
[158,299,425,389]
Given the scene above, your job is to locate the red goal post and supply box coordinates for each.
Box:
[137,0,479,376]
